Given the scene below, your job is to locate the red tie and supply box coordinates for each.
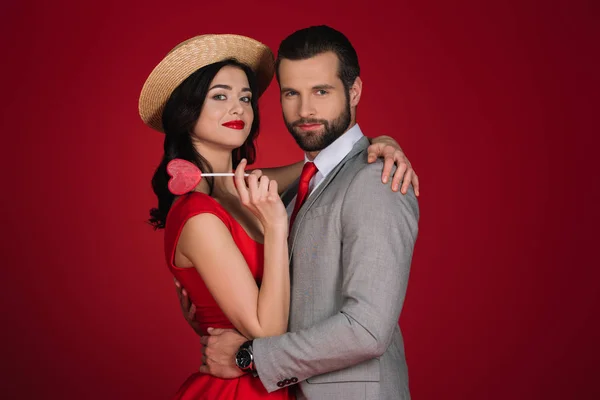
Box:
[289,161,318,232]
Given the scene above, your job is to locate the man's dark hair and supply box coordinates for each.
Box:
[275,25,360,94]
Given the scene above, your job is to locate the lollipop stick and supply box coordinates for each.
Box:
[201,173,250,177]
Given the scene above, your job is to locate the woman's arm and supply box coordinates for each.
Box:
[258,161,304,195]
[255,135,420,196]
[177,214,289,340]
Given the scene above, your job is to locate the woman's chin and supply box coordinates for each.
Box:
[224,140,249,151]
[195,136,249,150]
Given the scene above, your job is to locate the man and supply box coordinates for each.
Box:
[187,25,419,399]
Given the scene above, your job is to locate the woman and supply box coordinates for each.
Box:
[139,34,417,399]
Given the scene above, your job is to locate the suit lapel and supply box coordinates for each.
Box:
[288,137,370,260]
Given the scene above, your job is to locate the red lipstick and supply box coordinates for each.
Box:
[222,120,245,130]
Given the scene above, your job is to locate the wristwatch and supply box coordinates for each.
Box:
[235,340,257,376]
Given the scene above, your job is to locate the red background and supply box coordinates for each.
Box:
[1,0,597,399]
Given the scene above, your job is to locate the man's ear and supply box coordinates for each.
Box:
[349,76,363,107]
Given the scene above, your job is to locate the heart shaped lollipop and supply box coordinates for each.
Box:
[166,159,202,195]
[166,158,251,195]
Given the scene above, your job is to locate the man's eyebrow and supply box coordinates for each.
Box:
[313,84,335,90]
[280,84,335,93]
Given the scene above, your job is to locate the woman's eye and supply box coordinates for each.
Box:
[213,94,226,100]
[241,96,252,103]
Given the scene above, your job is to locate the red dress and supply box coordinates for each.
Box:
[164,192,291,400]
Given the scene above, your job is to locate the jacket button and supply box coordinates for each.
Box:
[291,377,298,383]
[284,379,291,385]
[277,381,285,387]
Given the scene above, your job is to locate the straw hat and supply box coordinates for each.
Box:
[139,34,275,132]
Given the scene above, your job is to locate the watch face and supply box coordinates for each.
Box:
[236,349,251,369]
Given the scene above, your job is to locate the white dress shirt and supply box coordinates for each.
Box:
[286,124,365,217]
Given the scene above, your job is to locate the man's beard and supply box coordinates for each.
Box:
[285,102,351,152]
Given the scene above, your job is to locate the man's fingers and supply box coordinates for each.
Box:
[207,327,228,336]
[186,303,197,320]
[174,278,183,300]
[200,335,209,346]
[180,288,190,309]
[199,365,210,374]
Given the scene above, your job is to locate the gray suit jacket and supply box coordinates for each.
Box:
[254,137,420,399]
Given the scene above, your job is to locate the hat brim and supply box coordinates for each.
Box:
[139,34,275,133]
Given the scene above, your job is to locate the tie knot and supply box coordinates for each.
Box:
[300,162,318,184]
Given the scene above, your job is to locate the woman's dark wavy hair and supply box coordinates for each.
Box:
[148,59,261,229]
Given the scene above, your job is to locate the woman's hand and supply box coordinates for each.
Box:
[235,159,288,231]
[368,136,420,196]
